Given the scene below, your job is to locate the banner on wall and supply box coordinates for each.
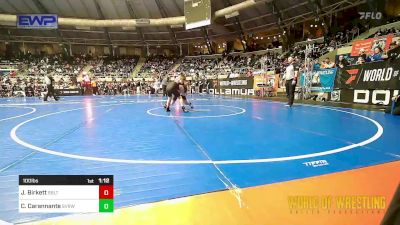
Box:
[17,14,58,29]
[207,77,255,95]
[335,59,400,90]
[0,69,17,77]
[330,89,399,105]
[253,74,279,91]
[300,68,337,92]
[56,89,81,96]
[253,74,266,91]
[218,77,254,89]
[350,34,393,57]
[333,59,400,105]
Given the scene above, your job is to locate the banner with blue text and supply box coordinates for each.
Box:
[300,68,337,92]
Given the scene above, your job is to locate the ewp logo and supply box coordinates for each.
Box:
[17,14,58,29]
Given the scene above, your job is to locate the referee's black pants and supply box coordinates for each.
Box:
[44,85,59,101]
[285,79,296,106]
[162,85,167,96]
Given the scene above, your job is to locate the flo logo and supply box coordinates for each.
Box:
[345,69,359,85]
[359,12,382,20]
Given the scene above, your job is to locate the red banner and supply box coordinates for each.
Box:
[351,34,393,57]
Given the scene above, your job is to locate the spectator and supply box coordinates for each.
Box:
[367,46,386,62]
[356,56,365,65]
[336,55,349,68]
[322,58,335,68]
[91,79,98,96]
[138,56,176,79]
[359,49,368,61]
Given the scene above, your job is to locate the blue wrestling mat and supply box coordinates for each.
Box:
[0,95,399,223]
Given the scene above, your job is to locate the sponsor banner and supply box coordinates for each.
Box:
[17,14,58,29]
[207,88,255,95]
[330,90,341,102]
[300,68,337,92]
[331,89,399,105]
[253,74,266,91]
[0,69,17,77]
[218,77,254,89]
[252,69,265,75]
[253,74,279,91]
[205,77,255,95]
[56,89,81,96]
[350,34,393,57]
[335,59,400,90]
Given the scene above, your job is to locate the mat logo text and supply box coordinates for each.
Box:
[303,160,329,167]
[205,88,255,95]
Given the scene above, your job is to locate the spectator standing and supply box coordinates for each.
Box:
[153,79,161,96]
[336,55,349,68]
[91,79,98,96]
[25,83,34,97]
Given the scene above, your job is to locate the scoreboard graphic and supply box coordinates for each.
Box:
[19,175,113,213]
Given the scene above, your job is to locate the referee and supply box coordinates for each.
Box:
[43,73,59,102]
[283,56,299,107]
